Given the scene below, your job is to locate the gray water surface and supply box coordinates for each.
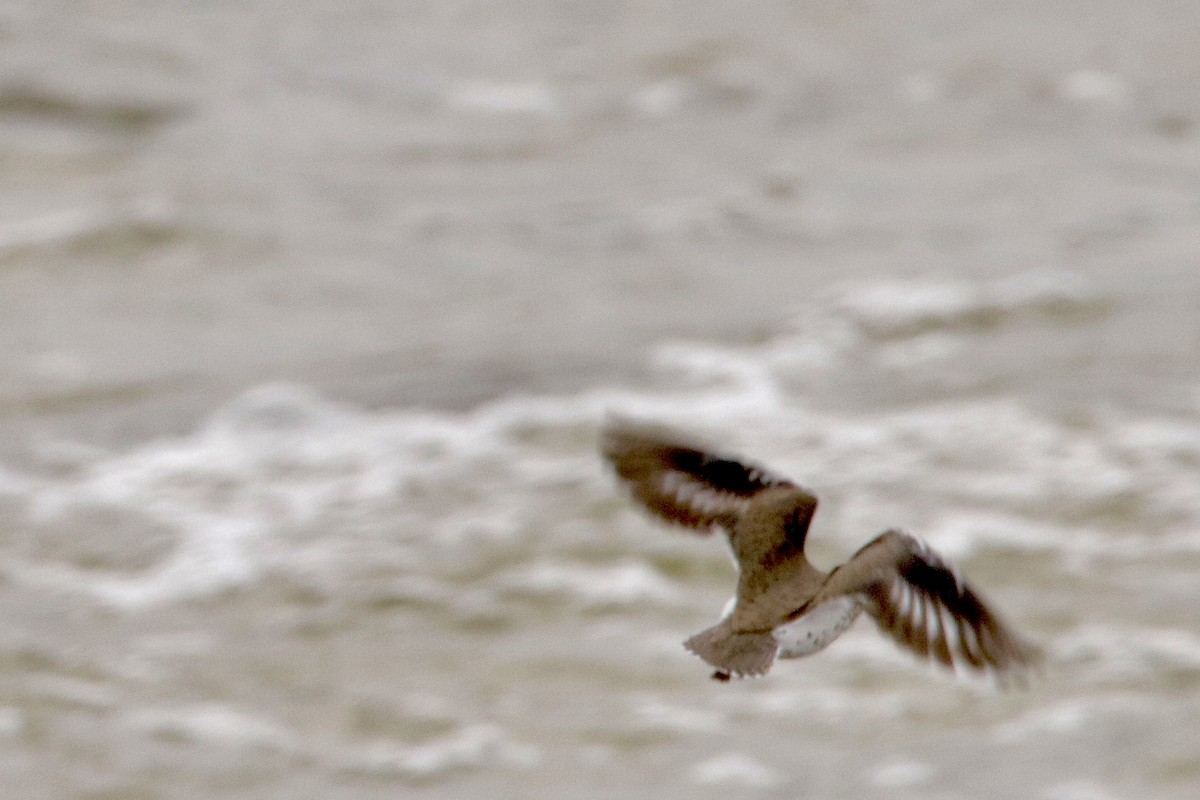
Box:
[2,3,1200,798]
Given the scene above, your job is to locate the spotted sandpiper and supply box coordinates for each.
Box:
[602,419,1039,682]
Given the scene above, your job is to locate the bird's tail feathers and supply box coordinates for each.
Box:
[684,619,777,679]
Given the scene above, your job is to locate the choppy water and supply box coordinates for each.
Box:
[3,3,1200,799]
[4,275,1200,799]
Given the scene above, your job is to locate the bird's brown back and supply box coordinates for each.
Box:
[728,487,827,633]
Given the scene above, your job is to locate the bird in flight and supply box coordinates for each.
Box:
[601,419,1039,682]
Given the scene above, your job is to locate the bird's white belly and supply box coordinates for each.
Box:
[772,597,862,659]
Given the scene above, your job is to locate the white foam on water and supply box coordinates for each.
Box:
[918,510,1184,565]
[499,561,684,610]
[688,751,785,789]
[3,270,1198,625]
[124,703,299,752]
[340,722,541,779]
[2,384,564,608]
[0,707,24,737]
[26,674,120,711]
[716,677,920,722]
[444,80,560,116]
[1058,70,1127,105]
[991,700,1092,744]
[629,78,694,117]
[2,269,1196,800]
[829,269,1102,341]
[1054,625,1200,681]
[868,758,936,788]
[837,280,987,340]
[124,701,542,782]
[621,272,1107,423]
[90,516,263,607]
[629,697,726,735]
[0,199,177,255]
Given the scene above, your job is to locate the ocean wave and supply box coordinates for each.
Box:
[124,703,299,752]
[0,271,1194,644]
[497,561,685,610]
[1053,625,1200,681]
[1,377,1191,619]
[0,200,182,258]
[337,722,541,780]
[831,270,1106,341]
[688,751,785,789]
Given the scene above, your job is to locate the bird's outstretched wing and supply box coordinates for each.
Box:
[601,418,793,533]
[808,530,1039,678]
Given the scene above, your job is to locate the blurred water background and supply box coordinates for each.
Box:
[2,2,1200,798]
